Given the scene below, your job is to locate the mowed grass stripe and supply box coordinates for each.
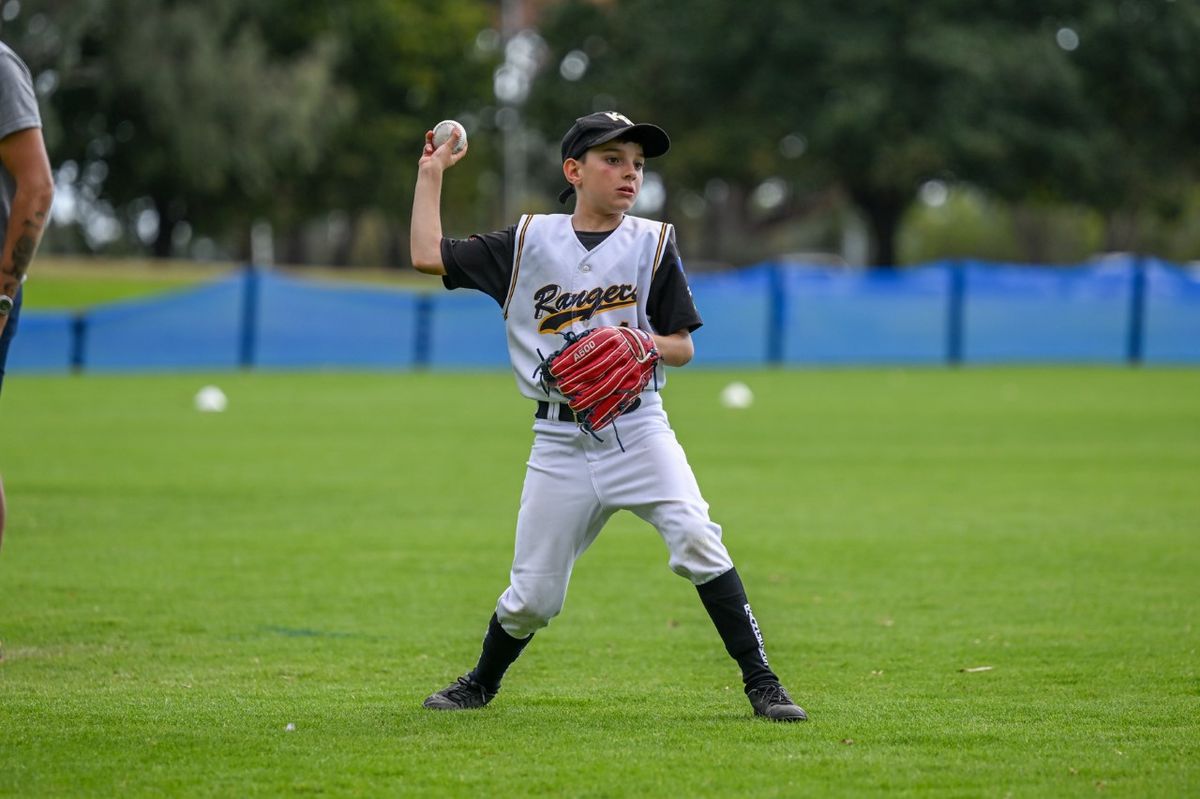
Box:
[1,368,1197,797]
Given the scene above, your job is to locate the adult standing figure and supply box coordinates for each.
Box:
[0,40,55,551]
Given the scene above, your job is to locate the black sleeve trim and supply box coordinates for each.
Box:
[647,231,703,335]
[439,227,516,306]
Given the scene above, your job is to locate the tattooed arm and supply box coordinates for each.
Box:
[0,126,53,337]
[0,126,49,549]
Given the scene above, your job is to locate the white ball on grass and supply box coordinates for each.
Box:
[719,381,754,409]
[194,385,228,413]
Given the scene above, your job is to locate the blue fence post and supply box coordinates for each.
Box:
[70,311,88,373]
[414,293,434,368]
[1126,255,1147,367]
[239,264,259,369]
[766,262,786,365]
[945,261,966,366]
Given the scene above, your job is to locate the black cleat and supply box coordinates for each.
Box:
[423,675,496,711]
[747,682,808,722]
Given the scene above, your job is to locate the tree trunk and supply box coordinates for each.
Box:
[386,223,408,269]
[283,224,308,266]
[1103,210,1140,253]
[701,193,725,266]
[152,194,176,259]
[854,190,904,268]
[331,211,360,268]
[1012,205,1052,263]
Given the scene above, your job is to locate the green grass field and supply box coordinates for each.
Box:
[1,368,1197,797]
[22,257,428,310]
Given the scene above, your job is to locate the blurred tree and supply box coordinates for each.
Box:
[6,0,1198,265]
[526,0,1200,266]
[524,0,809,265]
[6,0,497,263]
[11,0,349,257]
[1067,1,1200,252]
[245,0,496,266]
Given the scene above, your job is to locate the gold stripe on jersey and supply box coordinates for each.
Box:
[503,214,537,319]
[650,222,670,278]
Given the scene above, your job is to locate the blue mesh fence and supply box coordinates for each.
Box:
[5,308,75,372]
[779,264,950,364]
[426,290,509,369]
[687,264,774,365]
[1143,259,1200,363]
[7,257,1199,373]
[85,275,245,371]
[254,271,420,369]
[960,261,1134,363]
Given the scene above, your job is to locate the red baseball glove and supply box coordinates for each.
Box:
[536,326,660,434]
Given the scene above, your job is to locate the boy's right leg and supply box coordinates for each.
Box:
[424,425,612,710]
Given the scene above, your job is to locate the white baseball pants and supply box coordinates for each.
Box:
[495,393,734,639]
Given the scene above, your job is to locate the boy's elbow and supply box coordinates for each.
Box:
[678,336,695,366]
[663,335,694,367]
[410,242,446,275]
[412,263,446,276]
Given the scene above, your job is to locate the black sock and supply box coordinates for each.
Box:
[467,613,533,693]
[696,567,779,691]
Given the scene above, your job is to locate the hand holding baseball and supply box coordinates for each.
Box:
[420,119,469,171]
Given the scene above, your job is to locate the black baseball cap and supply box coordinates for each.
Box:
[558,111,671,203]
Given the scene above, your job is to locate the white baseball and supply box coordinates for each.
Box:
[719,381,754,410]
[194,385,228,413]
[432,119,467,153]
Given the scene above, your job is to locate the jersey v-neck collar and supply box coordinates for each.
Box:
[568,213,627,257]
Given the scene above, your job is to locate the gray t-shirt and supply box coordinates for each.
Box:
[0,42,43,266]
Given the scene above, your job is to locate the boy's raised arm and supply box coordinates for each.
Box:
[410,128,467,276]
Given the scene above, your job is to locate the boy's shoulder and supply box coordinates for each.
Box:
[519,212,570,224]
[622,214,674,241]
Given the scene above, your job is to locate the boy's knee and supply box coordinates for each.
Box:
[497,585,566,638]
[666,523,733,584]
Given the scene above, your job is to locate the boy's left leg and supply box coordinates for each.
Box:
[693,567,807,721]
[608,406,807,721]
[638,497,808,722]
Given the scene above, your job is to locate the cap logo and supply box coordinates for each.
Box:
[603,111,633,125]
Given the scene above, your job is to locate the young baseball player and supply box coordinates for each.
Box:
[409,111,806,721]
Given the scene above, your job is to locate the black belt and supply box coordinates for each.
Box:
[535,397,641,423]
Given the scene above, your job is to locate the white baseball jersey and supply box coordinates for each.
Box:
[502,213,672,401]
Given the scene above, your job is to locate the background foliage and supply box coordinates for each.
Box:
[3,0,1198,267]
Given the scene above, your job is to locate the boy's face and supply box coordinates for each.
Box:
[566,139,645,215]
